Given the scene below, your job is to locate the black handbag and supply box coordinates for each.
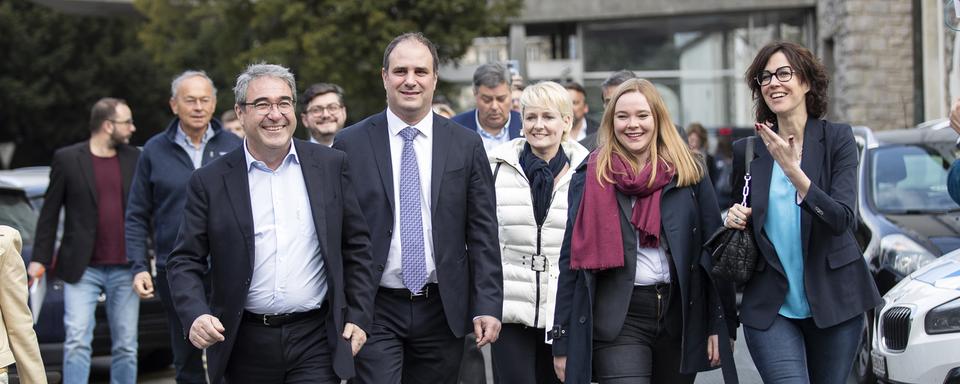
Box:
[704,137,759,284]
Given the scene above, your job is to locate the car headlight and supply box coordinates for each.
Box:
[880,234,937,276]
[925,297,960,334]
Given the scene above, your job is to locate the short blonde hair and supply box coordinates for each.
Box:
[520,81,574,141]
[596,78,703,187]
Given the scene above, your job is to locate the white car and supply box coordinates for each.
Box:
[871,249,960,383]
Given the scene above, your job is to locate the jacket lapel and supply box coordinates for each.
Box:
[221,149,255,272]
[368,113,395,214]
[430,114,451,216]
[76,142,98,205]
[119,146,138,209]
[749,139,772,233]
[798,118,825,255]
[296,141,329,257]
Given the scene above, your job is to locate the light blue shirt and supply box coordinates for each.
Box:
[243,141,327,314]
[175,124,215,169]
[765,162,811,318]
[474,110,511,153]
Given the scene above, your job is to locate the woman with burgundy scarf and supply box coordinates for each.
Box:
[550,78,739,384]
[487,81,589,384]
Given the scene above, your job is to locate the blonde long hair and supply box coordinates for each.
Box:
[595,78,703,187]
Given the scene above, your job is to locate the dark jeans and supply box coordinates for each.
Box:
[156,269,206,384]
[224,306,338,383]
[491,323,560,384]
[744,313,864,384]
[592,283,694,384]
[354,285,464,384]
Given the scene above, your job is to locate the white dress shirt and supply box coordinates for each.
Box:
[630,197,671,285]
[380,108,438,289]
[243,141,327,313]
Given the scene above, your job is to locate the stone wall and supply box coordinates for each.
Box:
[818,0,915,130]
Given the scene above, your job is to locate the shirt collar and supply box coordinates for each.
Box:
[176,123,214,147]
[474,109,510,140]
[243,139,300,172]
[386,107,433,138]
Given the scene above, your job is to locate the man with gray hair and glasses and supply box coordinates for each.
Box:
[452,62,523,152]
[167,63,375,384]
[125,70,241,383]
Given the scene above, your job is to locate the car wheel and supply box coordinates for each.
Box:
[854,314,877,384]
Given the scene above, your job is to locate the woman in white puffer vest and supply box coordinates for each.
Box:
[487,81,589,384]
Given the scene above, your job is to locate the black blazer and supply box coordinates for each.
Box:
[732,118,881,329]
[333,111,503,336]
[552,164,739,384]
[166,140,376,383]
[32,141,140,283]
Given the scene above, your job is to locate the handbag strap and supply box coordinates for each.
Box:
[740,136,755,207]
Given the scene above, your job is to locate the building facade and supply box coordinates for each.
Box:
[442,0,943,132]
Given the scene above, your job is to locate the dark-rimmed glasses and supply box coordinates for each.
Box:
[306,103,343,115]
[239,100,296,115]
[755,66,795,86]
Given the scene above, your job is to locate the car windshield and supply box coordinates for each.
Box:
[0,190,38,246]
[870,144,960,213]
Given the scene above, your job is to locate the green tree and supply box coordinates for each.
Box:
[0,0,171,167]
[134,0,522,128]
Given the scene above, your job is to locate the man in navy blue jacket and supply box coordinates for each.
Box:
[450,62,522,153]
[124,70,241,384]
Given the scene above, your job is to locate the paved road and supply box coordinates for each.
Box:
[95,331,858,384]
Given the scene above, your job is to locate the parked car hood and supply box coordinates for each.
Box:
[883,212,960,254]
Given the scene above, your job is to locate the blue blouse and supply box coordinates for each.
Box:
[764,162,811,318]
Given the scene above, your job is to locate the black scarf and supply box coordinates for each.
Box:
[519,143,569,226]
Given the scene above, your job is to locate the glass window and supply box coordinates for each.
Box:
[870,145,959,213]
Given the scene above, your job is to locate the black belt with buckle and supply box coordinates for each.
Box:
[243,304,327,327]
[379,283,438,300]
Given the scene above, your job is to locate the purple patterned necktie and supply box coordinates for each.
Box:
[399,127,427,293]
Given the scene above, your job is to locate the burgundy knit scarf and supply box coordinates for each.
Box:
[570,152,674,270]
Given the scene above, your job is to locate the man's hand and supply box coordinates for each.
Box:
[553,356,566,382]
[132,271,155,299]
[342,322,367,356]
[27,262,45,286]
[950,97,960,135]
[189,314,225,349]
[472,315,501,347]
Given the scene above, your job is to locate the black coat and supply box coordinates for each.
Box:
[733,118,881,329]
[32,141,140,283]
[166,140,376,383]
[552,163,739,384]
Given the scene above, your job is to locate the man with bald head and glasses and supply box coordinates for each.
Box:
[166,63,376,384]
[301,82,348,146]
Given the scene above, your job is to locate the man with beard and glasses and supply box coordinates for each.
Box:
[29,97,140,384]
[301,82,348,147]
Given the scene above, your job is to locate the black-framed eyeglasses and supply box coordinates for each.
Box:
[306,103,343,115]
[755,66,795,86]
[109,119,134,125]
[239,100,296,115]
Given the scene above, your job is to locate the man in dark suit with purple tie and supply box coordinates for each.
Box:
[333,32,503,384]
